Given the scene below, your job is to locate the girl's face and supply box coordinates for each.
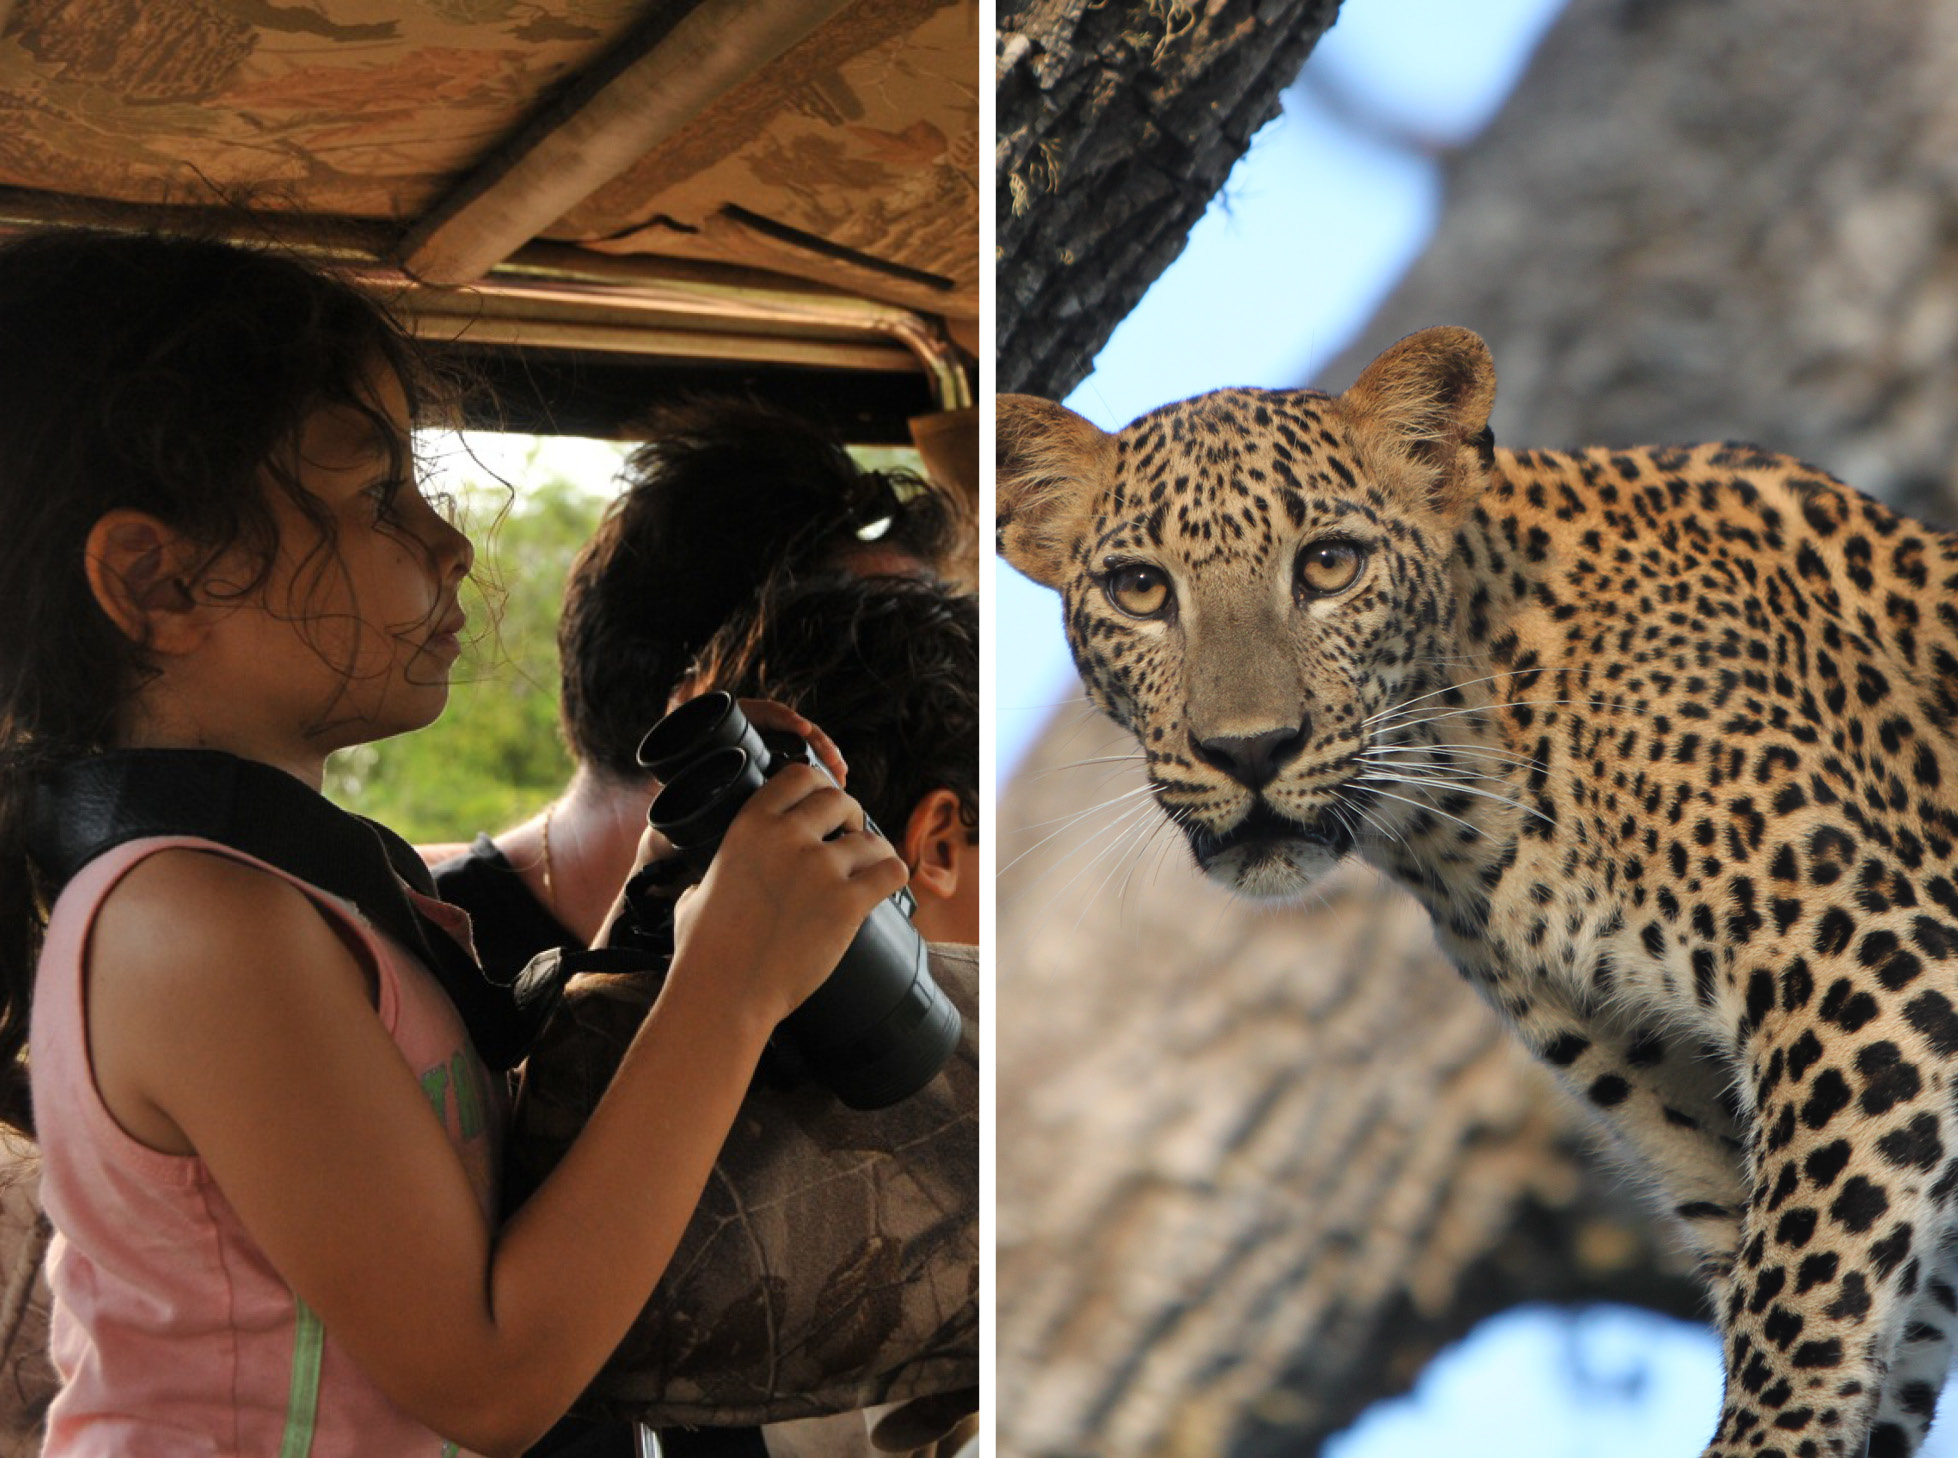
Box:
[203,362,473,768]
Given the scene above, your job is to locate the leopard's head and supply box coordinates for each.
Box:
[998,327,1499,899]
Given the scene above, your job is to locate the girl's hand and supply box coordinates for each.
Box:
[735,697,848,785]
[667,763,907,1028]
[594,698,843,947]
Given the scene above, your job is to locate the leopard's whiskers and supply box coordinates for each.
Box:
[1356,753,1522,787]
[1354,784,1492,841]
[1361,739,1547,774]
[1114,815,1173,911]
[1361,668,1578,719]
[1353,771,1552,826]
[1007,780,1157,833]
[1026,752,1148,782]
[1365,697,1611,736]
[1004,795,1164,920]
[1037,798,1170,927]
[1076,808,1175,930]
[1040,700,1135,763]
[1001,783,1159,872]
[1335,792,1406,857]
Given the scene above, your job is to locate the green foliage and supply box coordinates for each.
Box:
[848,445,925,478]
[324,441,617,847]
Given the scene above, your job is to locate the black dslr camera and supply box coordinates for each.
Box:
[627,692,962,1110]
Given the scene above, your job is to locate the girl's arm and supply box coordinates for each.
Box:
[84,762,903,1458]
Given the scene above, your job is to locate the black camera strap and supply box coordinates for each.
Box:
[27,749,559,1070]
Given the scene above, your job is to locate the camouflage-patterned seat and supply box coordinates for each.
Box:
[506,945,980,1429]
[0,1134,52,1458]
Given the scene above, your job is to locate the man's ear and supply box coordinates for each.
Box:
[1340,326,1496,521]
[996,394,1115,589]
[900,787,969,900]
[82,510,211,653]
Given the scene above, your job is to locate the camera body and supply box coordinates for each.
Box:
[632,692,962,1110]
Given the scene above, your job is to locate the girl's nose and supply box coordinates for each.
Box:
[435,512,474,584]
[410,492,473,583]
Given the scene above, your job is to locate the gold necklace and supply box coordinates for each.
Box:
[539,804,559,914]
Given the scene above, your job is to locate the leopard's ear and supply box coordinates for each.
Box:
[1341,326,1496,519]
[996,394,1116,589]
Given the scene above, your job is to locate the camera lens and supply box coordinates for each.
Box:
[632,691,963,1107]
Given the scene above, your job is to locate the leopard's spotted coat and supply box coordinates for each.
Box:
[998,328,1958,1458]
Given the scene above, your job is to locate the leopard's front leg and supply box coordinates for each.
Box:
[1700,1008,1958,1458]
[1509,1001,1750,1293]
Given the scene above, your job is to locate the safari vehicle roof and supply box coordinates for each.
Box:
[0,0,977,445]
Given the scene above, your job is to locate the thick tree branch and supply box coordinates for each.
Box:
[997,0,1344,397]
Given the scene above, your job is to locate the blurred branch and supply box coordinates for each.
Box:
[1290,67,1454,161]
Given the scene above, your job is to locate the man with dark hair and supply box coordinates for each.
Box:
[556,397,965,786]
[676,577,979,945]
[433,397,970,965]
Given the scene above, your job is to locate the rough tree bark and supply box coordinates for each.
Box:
[996,0,1343,399]
[997,0,1958,1454]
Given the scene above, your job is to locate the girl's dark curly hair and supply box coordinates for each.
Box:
[0,229,430,1136]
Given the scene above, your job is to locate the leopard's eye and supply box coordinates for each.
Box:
[1103,563,1173,619]
[1295,539,1366,597]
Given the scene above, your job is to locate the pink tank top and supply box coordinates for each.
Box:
[29,836,504,1457]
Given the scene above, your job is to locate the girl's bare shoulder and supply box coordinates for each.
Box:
[82,848,379,1155]
[87,846,372,1007]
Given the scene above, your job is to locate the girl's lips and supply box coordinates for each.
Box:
[427,610,467,656]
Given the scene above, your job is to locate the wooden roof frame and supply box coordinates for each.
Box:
[0,0,977,432]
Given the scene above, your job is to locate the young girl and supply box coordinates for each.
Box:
[0,230,907,1456]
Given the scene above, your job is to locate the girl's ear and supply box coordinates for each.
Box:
[82,510,212,653]
[900,787,969,900]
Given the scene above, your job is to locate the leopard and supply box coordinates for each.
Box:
[996,326,1958,1458]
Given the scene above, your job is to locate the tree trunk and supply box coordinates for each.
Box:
[996,0,1344,399]
[997,0,1958,1453]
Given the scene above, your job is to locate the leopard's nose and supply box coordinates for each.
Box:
[1191,722,1309,790]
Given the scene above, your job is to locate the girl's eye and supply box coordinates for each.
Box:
[1295,540,1366,597]
[365,477,413,517]
[1103,564,1173,619]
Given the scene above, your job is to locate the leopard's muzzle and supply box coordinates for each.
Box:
[1184,798,1355,900]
